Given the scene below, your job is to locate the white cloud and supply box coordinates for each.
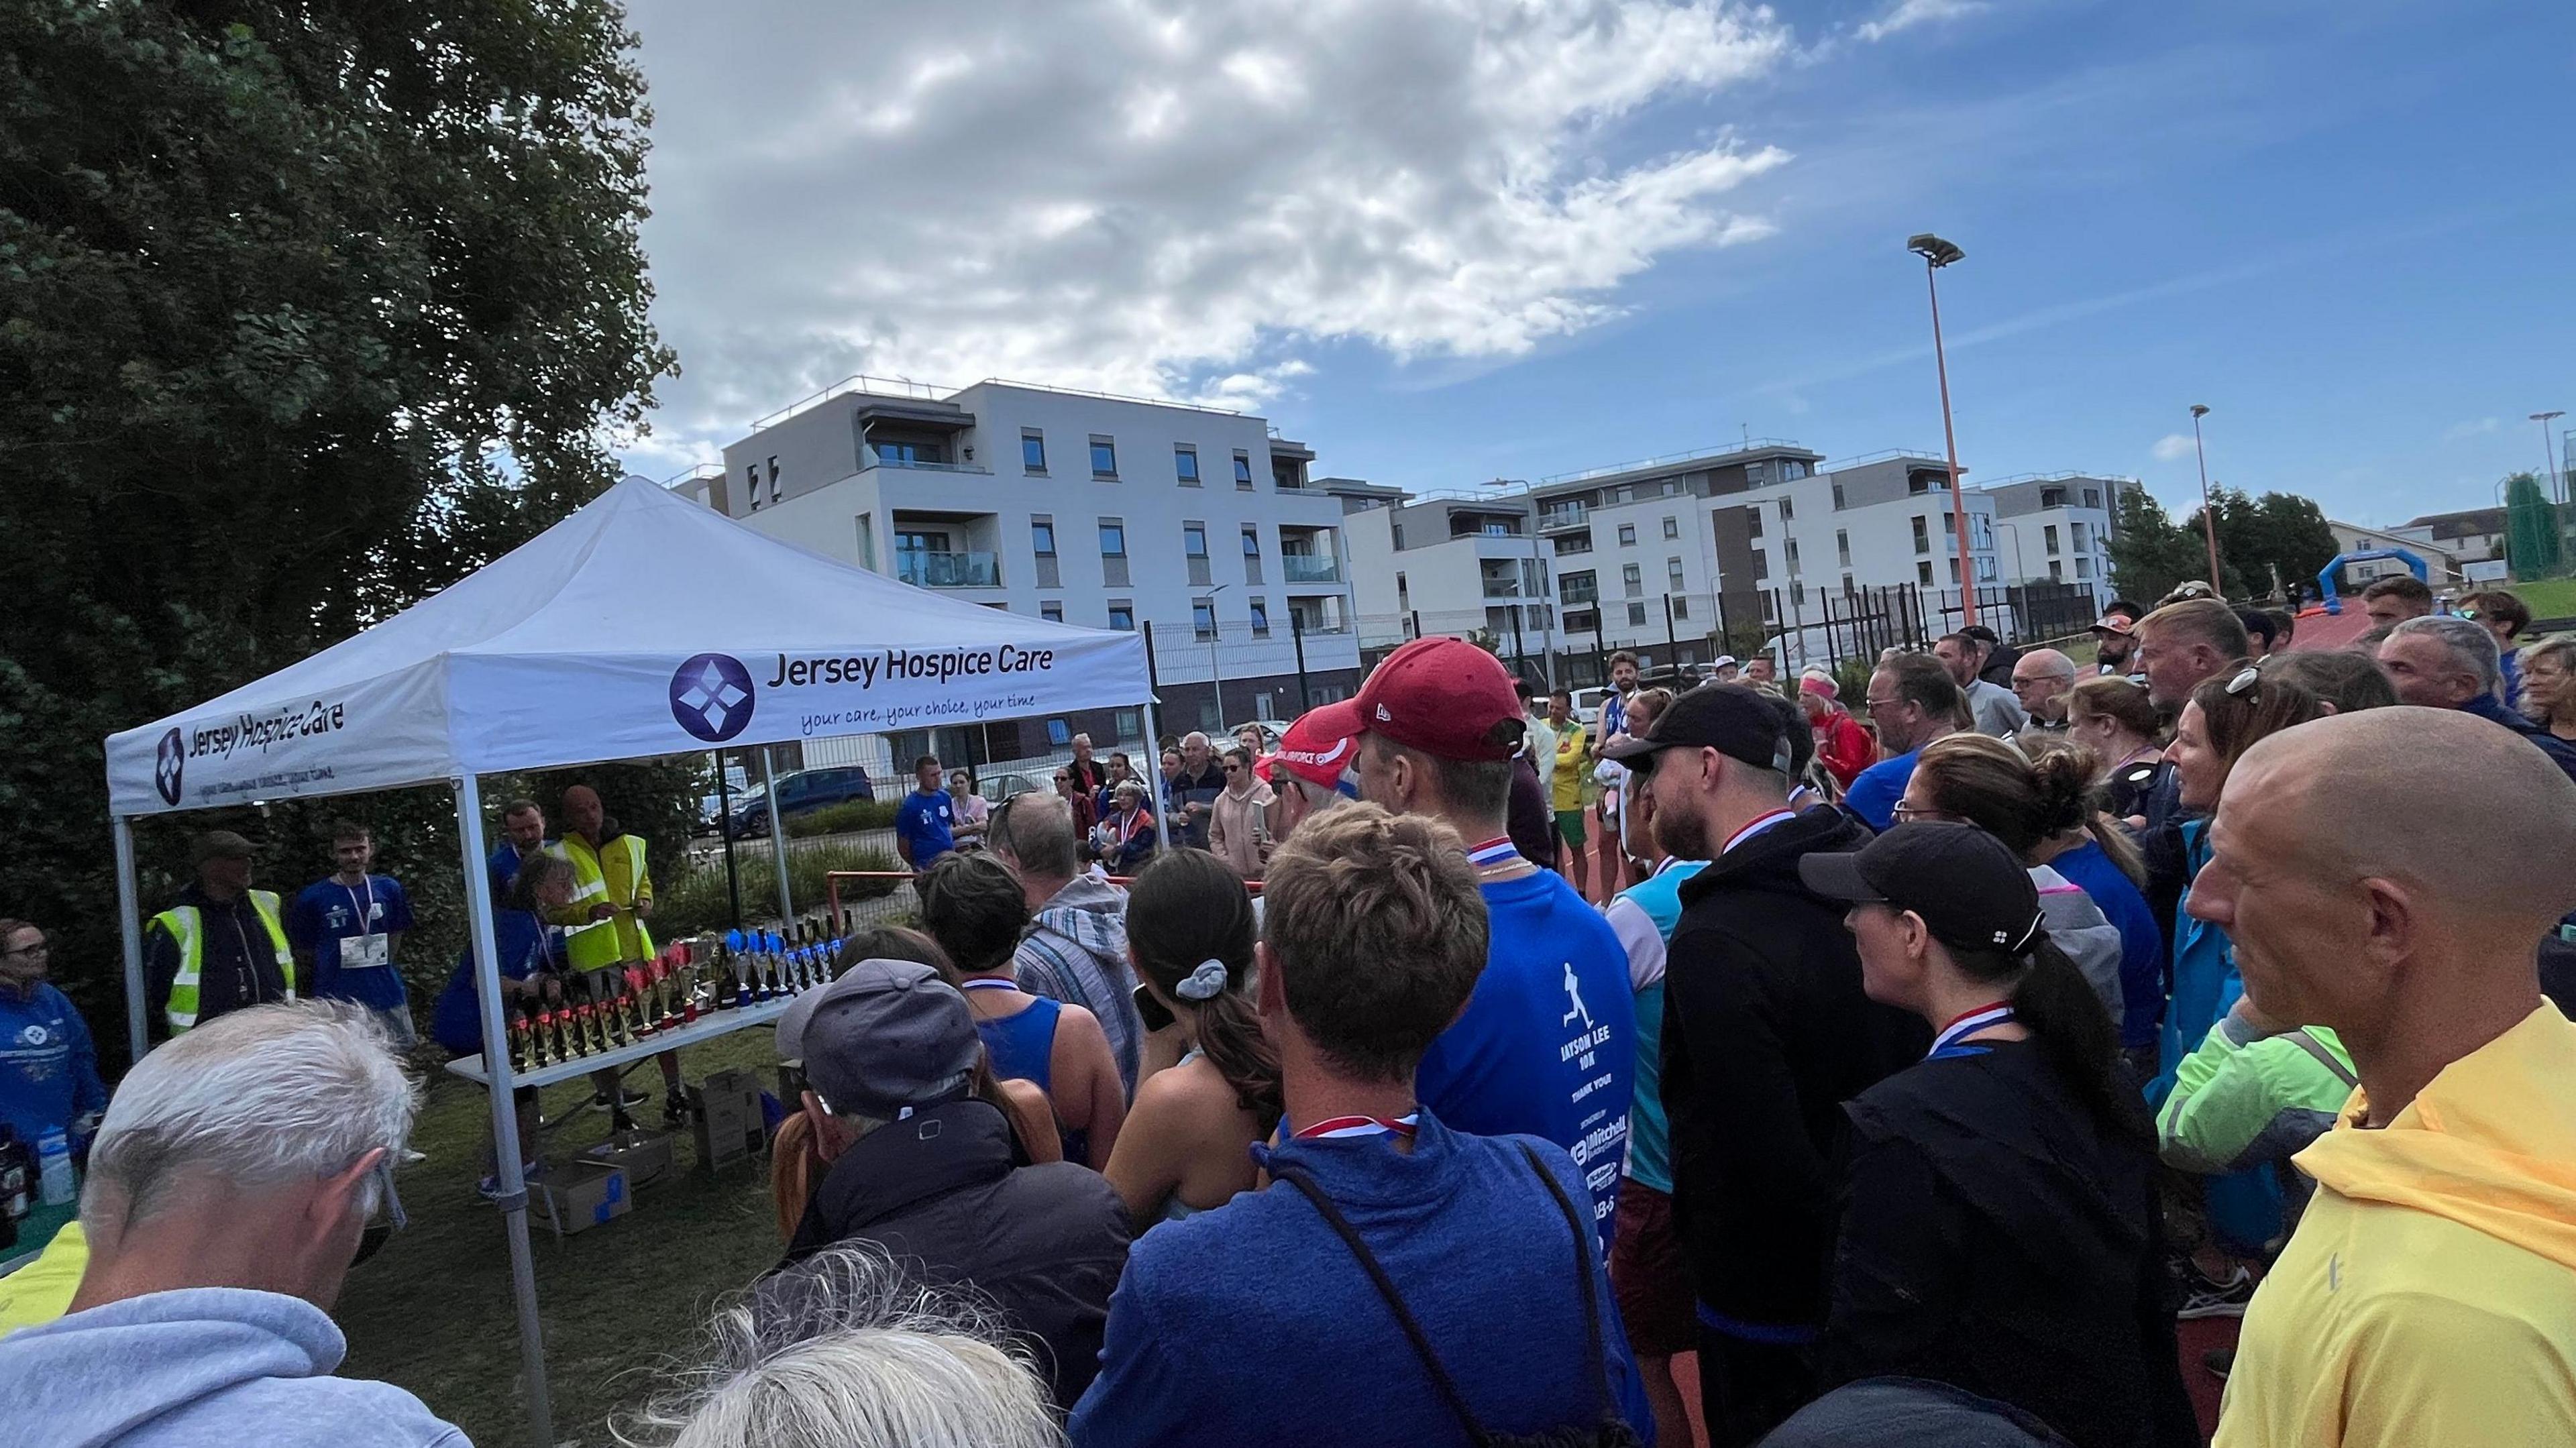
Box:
[2151,433,2198,462]
[2445,416,2501,439]
[621,0,1795,467]
[1857,0,1988,44]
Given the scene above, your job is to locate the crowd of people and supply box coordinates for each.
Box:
[7,581,2576,1448]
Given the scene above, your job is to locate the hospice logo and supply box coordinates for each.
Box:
[670,653,757,742]
[155,728,185,805]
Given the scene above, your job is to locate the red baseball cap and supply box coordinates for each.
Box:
[1259,712,1360,790]
[1299,636,1525,763]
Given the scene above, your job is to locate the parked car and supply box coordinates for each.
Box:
[1570,687,1612,728]
[975,770,1051,805]
[726,765,875,839]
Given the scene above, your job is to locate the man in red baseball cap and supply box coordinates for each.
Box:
[1298,637,1638,1250]
[1256,710,1358,840]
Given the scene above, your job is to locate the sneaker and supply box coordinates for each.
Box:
[662,1092,693,1127]
[592,1087,649,1110]
[2178,1264,2256,1319]
[2202,1348,2235,1381]
[476,1161,546,1201]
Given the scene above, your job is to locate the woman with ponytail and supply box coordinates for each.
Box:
[1904,734,2165,1071]
[1801,823,2196,1448]
[1100,847,1283,1231]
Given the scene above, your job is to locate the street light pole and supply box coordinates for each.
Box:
[2190,404,2223,592]
[1909,233,1977,626]
[1484,477,1558,689]
[2534,411,2567,506]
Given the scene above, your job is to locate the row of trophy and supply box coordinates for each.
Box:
[504,926,847,1074]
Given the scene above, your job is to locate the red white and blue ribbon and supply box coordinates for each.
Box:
[957,978,1019,993]
[1720,809,1796,856]
[1466,837,1520,869]
[1928,1000,2017,1059]
[1292,1113,1420,1142]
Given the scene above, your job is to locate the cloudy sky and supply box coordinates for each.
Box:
[619,0,2574,527]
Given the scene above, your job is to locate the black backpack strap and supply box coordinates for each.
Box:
[1517,1142,1617,1426]
[1271,1161,1493,1446]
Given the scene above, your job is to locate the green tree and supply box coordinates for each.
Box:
[0,0,677,1060]
[2504,472,2565,579]
[2204,486,2340,602]
[2108,486,2207,603]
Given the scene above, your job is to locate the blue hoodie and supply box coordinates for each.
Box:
[0,1287,468,1447]
[0,982,109,1148]
[1069,1110,1652,1447]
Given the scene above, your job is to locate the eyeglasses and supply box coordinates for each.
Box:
[2224,665,2261,700]
[1222,765,1242,774]
[1053,774,1069,783]
[2,940,46,958]
[1892,802,1960,824]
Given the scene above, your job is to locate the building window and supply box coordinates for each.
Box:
[767,457,780,505]
[1912,516,1930,554]
[1942,512,1957,537]
[1183,523,1208,559]
[1746,507,1763,539]
[1672,597,1689,620]
[1175,446,1200,486]
[1836,528,1851,567]
[2076,557,2093,579]
[2045,524,2060,555]
[1240,526,1260,558]
[1628,602,1648,627]
[1783,459,1810,481]
[1098,522,1126,557]
[1022,430,1046,474]
[1948,557,1962,585]
[1662,516,1680,540]
[2041,486,2068,508]
[1842,571,1854,593]
[1831,481,1847,510]
[1107,601,1136,631]
[1040,601,1064,622]
[1785,538,1801,575]
[2072,521,2089,552]
[1250,598,1271,636]
[1046,718,1072,746]
[1780,495,1795,521]
[1032,520,1057,557]
[1667,557,1685,588]
[2049,561,2063,582]
[1193,598,1217,642]
[745,465,760,511]
[2084,488,2102,509]
[1397,572,1409,608]
[1622,562,1642,597]
[1917,559,1935,586]
[1089,435,1118,478]
[1618,523,1637,547]
[1233,450,1254,489]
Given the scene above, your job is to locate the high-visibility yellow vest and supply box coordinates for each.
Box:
[150,891,294,1034]
[554,832,653,970]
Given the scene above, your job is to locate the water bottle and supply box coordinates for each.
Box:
[36,1127,74,1207]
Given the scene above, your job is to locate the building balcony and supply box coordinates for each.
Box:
[1281,554,1341,584]
[871,455,993,476]
[897,550,1000,588]
[1538,505,1590,533]
[1558,585,1599,608]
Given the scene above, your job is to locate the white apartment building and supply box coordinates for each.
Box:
[1345,441,2133,679]
[690,378,1365,755]
[1340,492,1564,672]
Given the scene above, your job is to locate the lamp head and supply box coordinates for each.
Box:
[2190,404,2211,419]
[1907,233,1964,268]
[2534,411,2566,424]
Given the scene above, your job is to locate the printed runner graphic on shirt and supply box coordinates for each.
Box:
[1560,954,1627,1227]
[1562,962,1595,1032]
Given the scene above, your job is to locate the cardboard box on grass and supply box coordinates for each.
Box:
[692,1067,766,1172]
[541,1160,631,1236]
[582,1129,676,1191]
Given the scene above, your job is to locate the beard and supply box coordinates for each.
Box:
[1653,801,1714,862]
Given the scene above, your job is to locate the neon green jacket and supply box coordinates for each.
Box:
[2157,1015,2355,1176]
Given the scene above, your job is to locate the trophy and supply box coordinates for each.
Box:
[604,987,628,1049]
[653,952,680,1031]
[734,933,755,1009]
[587,1001,611,1056]
[507,1013,531,1074]
[539,1009,564,1062]
[747,930,771,1003]
[718,930,743,1010]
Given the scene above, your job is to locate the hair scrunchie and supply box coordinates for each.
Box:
[1174,959,1230,1002]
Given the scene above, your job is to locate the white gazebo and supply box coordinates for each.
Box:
[101,476,1160,1446]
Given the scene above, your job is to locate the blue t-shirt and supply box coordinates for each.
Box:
[1069,1111,1654,1447]
[1608,859,1707,1195]
[0,982,109,1146]
[487,840,552,905]
[1415,867,1636,1250]
[2049,840,2165,1050]
[1843,748,1920,832]
[895,787,956,867]
[431,909,559,1056]
[286,875,415,1010]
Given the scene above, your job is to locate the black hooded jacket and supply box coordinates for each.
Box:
[1821,1038,2197,1448]
[764,1098,1130,1407]
[1662,807,1930,1335]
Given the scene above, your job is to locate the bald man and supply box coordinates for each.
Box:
[2191,708,2576,1448]
[2007,647,2078,732]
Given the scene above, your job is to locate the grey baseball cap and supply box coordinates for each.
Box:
[775,958,980,1119]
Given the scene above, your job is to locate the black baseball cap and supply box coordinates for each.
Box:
[1602,683,1795,777]
[1799,822,2045,954]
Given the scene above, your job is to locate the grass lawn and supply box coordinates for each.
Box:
[342,1028,796,1447]
[2510,576,2576,625]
